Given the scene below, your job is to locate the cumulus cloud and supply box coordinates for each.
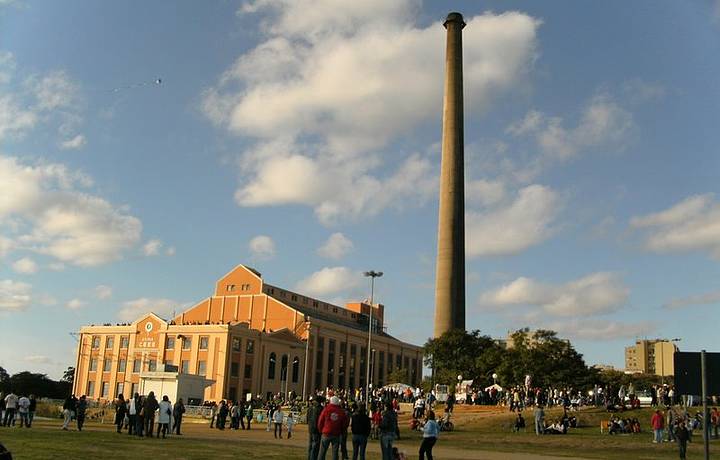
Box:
[59,134,86,150]
[664,290,720,310]
[466,184,560,257]
[507,94,634,159]
[143,239,163,256]
[479,272,629,317]
[95,284,113,300]
[0,279,32,311]
[317,232,354,259]
[25,355,52,364]
[204,3,540,224]
[66,298,86,310]
[118,297,184,322]
[12,257,38,274]
[547,319,656,341]
[0,155,143,266]
[630,194,720,258]
[248,235,276,259]
[295,266,362,297]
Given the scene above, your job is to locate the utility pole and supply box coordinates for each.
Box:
[364,270,383,404]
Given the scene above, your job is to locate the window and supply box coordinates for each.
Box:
[388,353,393,374]
[291,295,298,301]
[315,337,324,390]
[327,339,335,388]
[133,358,141,373]
[333,307,338,313]
[268,352,277,379]
[89,357,98,372]
[199,336,209,350]
[86,380,95,396]
[229,387,237,400]
[246,339,254,354]
[101,382,109,398]
[349,344,357,390]
[338,342,346,389]
[198,360,207,376]
[120,336,129,349]
[148,359,157,372]
[232,337,241,351]
[166,337,175,349]
[118,358,127,373]
[226,284,236,292]
[116,382,124,398]
[130,383,138,397]
[231,362,239,377]
[359,347,367,388]
[103,358,112,372]
[378,351,385,387]
[106,336,114,349]
[181,360,190,374]
[92,336,100,349]
[292,357,300,383]
[313,301,318,307]
[244,364,252,379]
[182,336,192,350]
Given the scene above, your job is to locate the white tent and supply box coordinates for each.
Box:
[383,383,412,392]
[484,383,503,392]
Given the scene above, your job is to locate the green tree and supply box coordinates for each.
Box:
[387,368,409,384]
[423,329,504,386]
[62,366,75,385]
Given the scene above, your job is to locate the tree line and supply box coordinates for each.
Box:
[0,366,75,399]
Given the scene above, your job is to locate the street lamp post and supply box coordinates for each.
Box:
[364,270,383,403]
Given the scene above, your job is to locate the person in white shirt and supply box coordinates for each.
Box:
[286,412,295,439]
[156,395,172,439]
[128,393,138,435]
[17,395,30,428]
[273,406,284,439]
[3,392,18,426]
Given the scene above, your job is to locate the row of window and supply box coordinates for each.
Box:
[92,334,250,352]
[267,353,301,383]
[92,335,130,349]
[226,283,252,292]
[86,381,139,399]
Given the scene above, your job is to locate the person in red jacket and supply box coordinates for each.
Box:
[651,409,665,443]
[317,396,350,460]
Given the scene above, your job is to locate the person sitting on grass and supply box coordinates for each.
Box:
[544,420,564,435]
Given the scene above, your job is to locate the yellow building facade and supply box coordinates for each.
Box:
[73,265,423,402]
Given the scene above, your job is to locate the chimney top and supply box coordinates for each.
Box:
[444,12,466,29]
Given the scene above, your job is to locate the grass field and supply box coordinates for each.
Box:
[0,406,715,459]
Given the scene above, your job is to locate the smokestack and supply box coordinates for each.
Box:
[434,12,466,337]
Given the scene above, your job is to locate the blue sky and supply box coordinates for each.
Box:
[1,0,720,379]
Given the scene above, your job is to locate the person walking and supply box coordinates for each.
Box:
[534,405,545,435]
[230,401,239,430]
[61,394,76,430]
[217,400,228,430]
[27,395,36,428]
[351,404,371,460]
[76,395,87,431]
[676,420,690,460]
[378,401,399,460]
[143,391,159,437]
[17,395,30,428]
[419,411,440,460]
[651,409,665,443]
[209,402,217,428]
[134,394,144,437]
[317,396,350,460]
[273,404,284,439]
[172,398,185,435]
[245,402,253,430]
[3,392,18,427]
[157,395,172,438]
[307,397,323,460]
[115,394,128,433]
[286,411,295,439]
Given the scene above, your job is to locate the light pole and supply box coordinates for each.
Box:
[302,323,310,401]
[364,270,383,403]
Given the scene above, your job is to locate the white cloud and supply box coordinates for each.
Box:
[59,134,86,150]
[204,5,540,224]
[664,290,720,310]
[66,298,86,310]
[0,279,32,311]
[165,246,176,256]
[479,272,629,317]
[0,235,13,256]
[35,293,57,306]
[508,94,634,159]
[295,266,361,297]
[118,297,184,322]
[248,235,276,259]
[95,284,113,300]
[0,51,15,85]
[317,232,354,259]
[630,194,720,258]
[0,155,143,266]
[466,184,560,257]
[466,179,507,207]
[25,355,52,364]
[548,319,656,341]
[12,257,38,274]
[143,239,163,256]
[0,94,37,141]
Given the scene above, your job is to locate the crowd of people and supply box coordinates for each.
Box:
[0,392,37,428]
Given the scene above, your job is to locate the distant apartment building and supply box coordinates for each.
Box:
[624,339,679,376]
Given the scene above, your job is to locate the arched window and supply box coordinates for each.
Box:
[281,355,289,381]
[268,352,276,380]
[292,356,300,383]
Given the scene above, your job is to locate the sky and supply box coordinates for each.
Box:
[1,0,720,379]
